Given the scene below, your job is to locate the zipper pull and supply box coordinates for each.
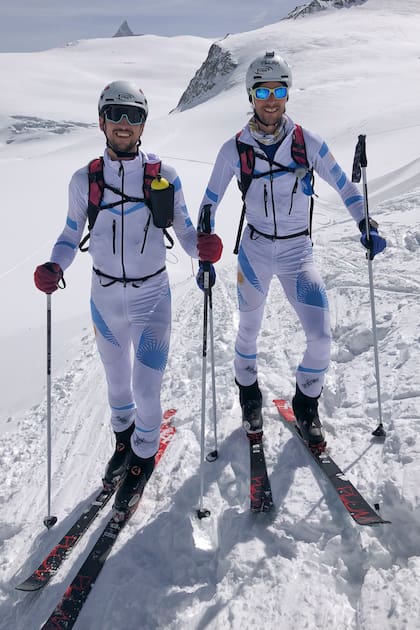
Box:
[289,178,299,215]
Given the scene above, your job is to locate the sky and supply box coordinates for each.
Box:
[1,0,420,628]
[0,0,300,52]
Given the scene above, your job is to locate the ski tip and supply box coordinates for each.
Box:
[15,580,44,592]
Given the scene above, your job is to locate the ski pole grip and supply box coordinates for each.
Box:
[198,205,212,289]
[199,204,212,235]
[358,134,367,168]
[352,134,368,183]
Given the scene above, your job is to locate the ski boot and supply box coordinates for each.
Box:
[292,385,326,452]
[103,423,135,490]
[237,379,263,435]
[113,450,155,520]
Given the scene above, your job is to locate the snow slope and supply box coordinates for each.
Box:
[1,0,420,628]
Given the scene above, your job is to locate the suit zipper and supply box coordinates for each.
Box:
[119,162,127,283]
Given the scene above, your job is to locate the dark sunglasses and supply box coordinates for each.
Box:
[252,86,288,100]
[104,105,146,125]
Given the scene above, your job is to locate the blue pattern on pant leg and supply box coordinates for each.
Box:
[238,246,263,293]
[111,402,136,411]
[237,285,246,309]
[90,299,120,346]
[297,365,327,374]
[235,347,257,360]
[296,273,328,309]
[136,327,169,372]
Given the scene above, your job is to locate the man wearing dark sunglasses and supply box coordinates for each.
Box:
[34,80,203,517]
[197,52,386,449]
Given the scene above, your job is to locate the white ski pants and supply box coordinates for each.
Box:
[234,228,331,398]
[90,271,171,458]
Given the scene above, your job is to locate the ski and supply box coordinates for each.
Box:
[16,409,177,593]
[40,414,176,630]
[248,432,274,512]
[273,399,390,526]
[16,486,116,592]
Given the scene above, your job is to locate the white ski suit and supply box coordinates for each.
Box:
[198,115,365,398]
[50,150,197,457]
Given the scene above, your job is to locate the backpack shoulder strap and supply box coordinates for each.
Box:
[291,124,309,169]
[79,157,105,252]
[234,133,255,254]
[235,133,255,200]
[87,157,105,229]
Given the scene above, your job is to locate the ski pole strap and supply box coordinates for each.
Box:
[248,224,309,241]
[93,265,166,287]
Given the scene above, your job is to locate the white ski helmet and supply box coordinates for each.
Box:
[246,52,293,96]
[98,80,148,119]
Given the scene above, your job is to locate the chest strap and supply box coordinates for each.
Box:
[248,224,309,241]
[93,265,166,287]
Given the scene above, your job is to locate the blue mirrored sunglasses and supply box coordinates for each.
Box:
[104,105,145,125]
[252,86,288,100]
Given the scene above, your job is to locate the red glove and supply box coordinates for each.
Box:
[197,233,223,263]
[34,262,64,294]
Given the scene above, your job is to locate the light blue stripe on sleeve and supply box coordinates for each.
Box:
[330,164,341,178]
[55,240,77,250]
[206,187,218,203]
[345,194,364,208]
[66,217,77,230]
[319,142,329,158]
[337,173,347,190]
[173,176,181,192]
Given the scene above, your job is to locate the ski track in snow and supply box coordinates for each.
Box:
[1,190,419,629]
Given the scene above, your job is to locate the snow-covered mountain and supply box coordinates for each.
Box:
[1,1,420,628]
[286,0,368,19]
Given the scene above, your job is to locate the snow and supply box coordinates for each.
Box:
[1,0,420,628]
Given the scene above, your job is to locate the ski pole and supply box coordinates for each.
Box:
[196,205,220,518]
[352,135,385,438]
[44,294,58,529]
[197,260,211,519]
[206,285,218,463]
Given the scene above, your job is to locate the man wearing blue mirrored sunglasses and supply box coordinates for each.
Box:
[197,51,386,449]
